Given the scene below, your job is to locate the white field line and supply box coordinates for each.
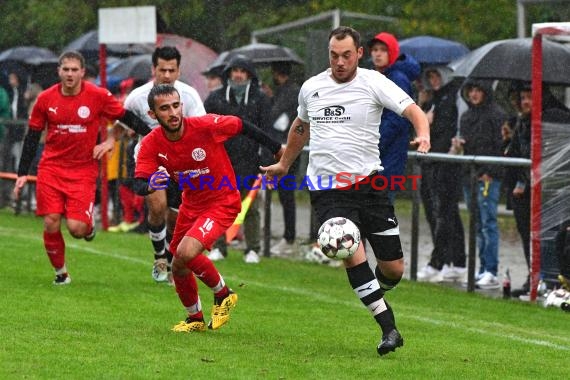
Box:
[0,226,148,265]
[406,315,570,351]
[2,226,568,351]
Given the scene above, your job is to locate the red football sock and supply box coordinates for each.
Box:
[43,230,65,270]
[134,195,145,223]
[185,254,227,297]
[119,185,135,223]
[173,271,199,310]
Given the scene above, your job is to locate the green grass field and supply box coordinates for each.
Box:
[0,209,568,379]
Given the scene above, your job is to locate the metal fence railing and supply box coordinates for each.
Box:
[1,118,538,294]
[407,151,531,292]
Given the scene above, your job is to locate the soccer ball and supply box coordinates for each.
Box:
[317,217,361,260]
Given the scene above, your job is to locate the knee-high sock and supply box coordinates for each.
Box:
[185,254,228,298]
[346,262,396,334]
[119,185,135,223]
[133,195,145,223]
[173,272,202,319]
[375,266,402,292]
[148,222,166,258]
[44,230,65,271]
[165,230,173,267]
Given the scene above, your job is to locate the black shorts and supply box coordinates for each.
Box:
[310,175,402,261]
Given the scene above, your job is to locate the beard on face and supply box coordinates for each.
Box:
[158,116,182,133]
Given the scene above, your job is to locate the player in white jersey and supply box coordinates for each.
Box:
[123,46,206,284]
[262,26,430,356]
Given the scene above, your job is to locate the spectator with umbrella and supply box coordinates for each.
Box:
[0,46,59,89]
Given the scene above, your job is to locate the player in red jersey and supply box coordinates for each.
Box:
[134,84,283,331]
[13,51,150,285]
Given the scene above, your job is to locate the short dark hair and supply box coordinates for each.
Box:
[152,46,181,67]
[58,50,85,68]
[147,84,179,111]
[329,26,361,49]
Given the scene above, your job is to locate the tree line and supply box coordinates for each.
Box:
[1,0,568,55]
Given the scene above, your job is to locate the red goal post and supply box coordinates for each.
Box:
[529,22,570,301]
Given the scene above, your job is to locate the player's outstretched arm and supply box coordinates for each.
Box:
[240,119,282,156]
[118,110,152,136]
[261,117,309,179]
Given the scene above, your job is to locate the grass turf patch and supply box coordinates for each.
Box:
[0,209,568,379]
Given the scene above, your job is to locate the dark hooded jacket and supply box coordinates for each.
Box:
[204,55,272,178]
[422,66,463,153]
[459,78,508,179]
[268,77,299,144]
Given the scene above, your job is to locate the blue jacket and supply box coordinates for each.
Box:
[378,54,420,182]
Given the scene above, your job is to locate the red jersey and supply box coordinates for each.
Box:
[135,114,244,211]
[29,81,125,177]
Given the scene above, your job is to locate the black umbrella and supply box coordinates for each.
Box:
[0,46,58,65]
[448,38,570,85]
[399,35,469,65]
[107,54,152,81]
[227,43,304,65]
[63,30,154,61]
[0,46,59,88]
[202,51,230,76]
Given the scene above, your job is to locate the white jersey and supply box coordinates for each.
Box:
[297,67,414,188]
[124,80,206,128]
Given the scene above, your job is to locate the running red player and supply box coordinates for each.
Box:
[13,50,150,285]
[133,84,283,331]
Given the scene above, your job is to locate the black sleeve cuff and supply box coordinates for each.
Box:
[119,110,152,136]
[17,129,42,176]
[132,177,152,196]
[241,120,281,154]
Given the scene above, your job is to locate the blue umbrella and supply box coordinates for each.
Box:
[399,35,469,65]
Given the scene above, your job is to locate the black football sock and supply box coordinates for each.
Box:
[165,230,174,270]
[149,222,166,259]
[346,262,395,334]
[375,267,402,292]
